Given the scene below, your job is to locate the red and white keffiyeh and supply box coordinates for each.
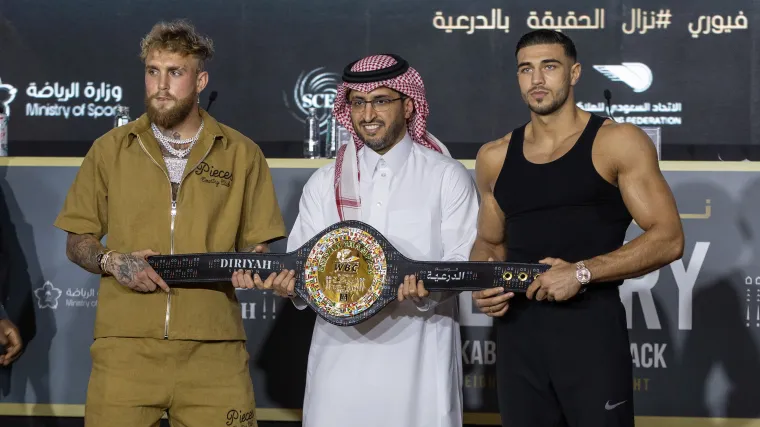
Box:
[332,54,451,221]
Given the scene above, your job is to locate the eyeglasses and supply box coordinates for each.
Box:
[349,97,405,113]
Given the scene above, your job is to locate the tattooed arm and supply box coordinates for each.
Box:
[65,233,169,293]
[105,250,170,293]
[65,233,107,274]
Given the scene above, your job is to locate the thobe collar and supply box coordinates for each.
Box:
[361,132,413,177]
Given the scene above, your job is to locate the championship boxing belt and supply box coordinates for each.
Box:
[147,220,549,327]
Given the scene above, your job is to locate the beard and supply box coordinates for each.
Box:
[352,112,407,152]
[523,77,571,116]
[145,90,197,129]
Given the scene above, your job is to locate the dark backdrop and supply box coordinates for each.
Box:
[0,0,757,160]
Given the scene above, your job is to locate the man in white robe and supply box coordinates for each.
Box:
[257,54,479,427]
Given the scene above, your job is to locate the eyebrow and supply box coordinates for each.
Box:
[146,65,187,71]
[350,94,393,100]
[517,58,561,68]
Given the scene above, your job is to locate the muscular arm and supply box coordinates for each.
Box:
[469,141,508,262]
[65,233,106,274]
[584,124,684,283]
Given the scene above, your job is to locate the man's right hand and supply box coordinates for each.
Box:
[105,249,170,293]
[470,256,514,317]
[472,287,514,317]
[0,318,22,366]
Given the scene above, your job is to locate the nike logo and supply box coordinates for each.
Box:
[605,400,627,410]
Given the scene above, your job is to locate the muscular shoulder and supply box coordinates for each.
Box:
[595,121,659,167]
[475,133,511,185]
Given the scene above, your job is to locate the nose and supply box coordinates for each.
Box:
[158,73,170,92]
[531,69,545,86]
[361,102,377,123]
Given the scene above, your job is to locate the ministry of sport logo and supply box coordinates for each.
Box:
[34,281,62,309]
[283,67,340,136]
[0,76,18,116]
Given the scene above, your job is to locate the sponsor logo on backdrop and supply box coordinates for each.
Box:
[34,281,62,309]
[0,77,18,116]
[593,62,653,93]
[578,62,683,127]
[33,280,97,310]
[283,67,340,136]
[744,275,760,328]
[23,81,124,119]
[65,287,98,308]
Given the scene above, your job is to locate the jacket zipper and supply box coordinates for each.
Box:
[136,134,214,339]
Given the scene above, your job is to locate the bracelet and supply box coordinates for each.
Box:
[100,250,115,274]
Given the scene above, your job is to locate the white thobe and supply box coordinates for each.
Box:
[286,133,480,427]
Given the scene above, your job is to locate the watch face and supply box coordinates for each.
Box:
[576,269,591,283]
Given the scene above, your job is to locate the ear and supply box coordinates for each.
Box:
[403,97,414,120]
[196,70,209,93]
[570,62,581,86]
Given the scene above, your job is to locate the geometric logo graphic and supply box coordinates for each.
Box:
[593,62,653,93]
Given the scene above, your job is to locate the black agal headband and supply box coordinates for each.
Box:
[341,54,410,83]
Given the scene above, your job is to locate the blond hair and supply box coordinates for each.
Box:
[139,19,214,72]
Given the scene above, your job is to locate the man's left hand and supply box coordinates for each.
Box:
[526,257,582,302]
[0,319,22,366]
[398,274,429,303]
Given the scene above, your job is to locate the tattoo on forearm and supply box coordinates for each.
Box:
[66,233,105,274]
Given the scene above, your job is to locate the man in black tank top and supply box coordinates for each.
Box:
[469,30,685,427]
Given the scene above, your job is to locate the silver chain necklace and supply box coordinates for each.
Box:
[151,121,204,184]
[151,121,204,158]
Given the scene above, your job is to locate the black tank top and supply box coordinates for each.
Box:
[493,114,632,287]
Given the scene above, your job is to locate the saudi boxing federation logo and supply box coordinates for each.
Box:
[283,67,341,136]
[593,62,653,93]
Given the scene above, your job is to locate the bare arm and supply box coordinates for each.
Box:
[470,139,515,316]
[66,233,106,274]
[584,124,684,282]
[469,141,508,262]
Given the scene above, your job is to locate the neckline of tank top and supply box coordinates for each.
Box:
[517,114,603,167]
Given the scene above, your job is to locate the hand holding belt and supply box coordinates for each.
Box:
[147,220,549,326]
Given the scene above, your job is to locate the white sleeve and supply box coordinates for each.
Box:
[286,167,329,310]
[415,162,480,311]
